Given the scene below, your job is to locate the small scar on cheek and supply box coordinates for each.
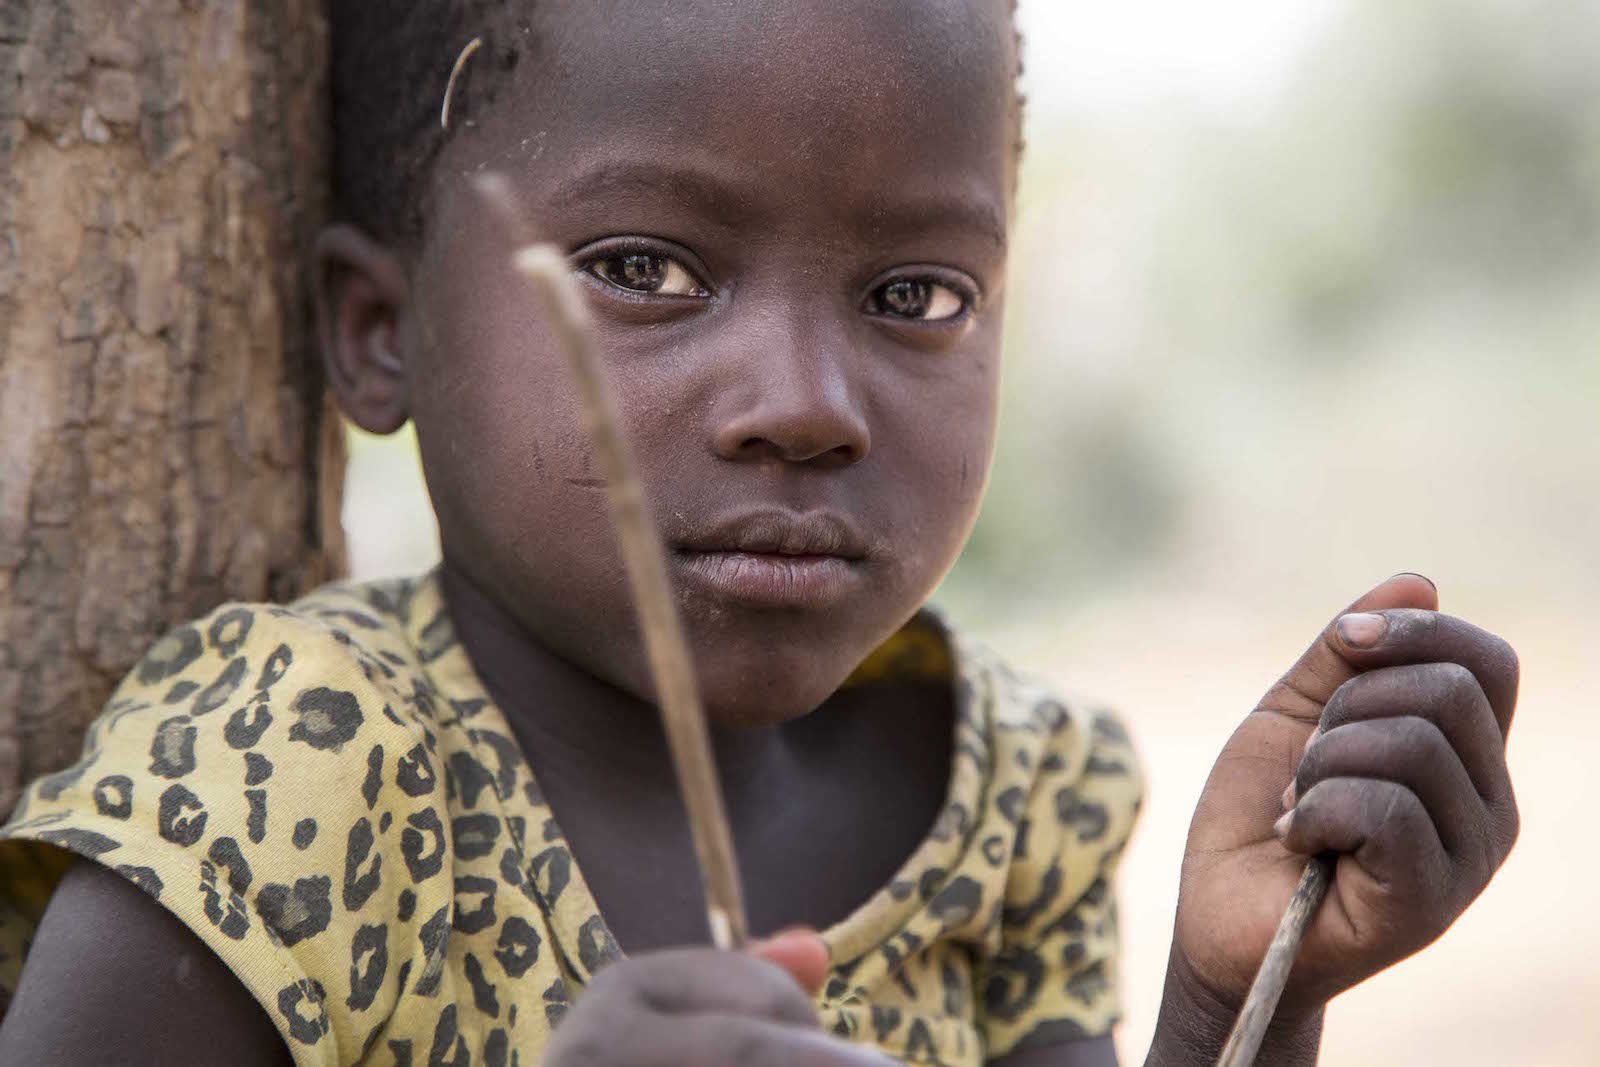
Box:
[565,476,609,491]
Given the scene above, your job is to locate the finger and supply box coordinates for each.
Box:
[1262,573,1440,722]
[1292,718,1485,858]
[1279,778,1451,917]
[1317,663,1514,806]
[1327,610,1519,739]
[750,928,832,998]
[587,947,821,1028]
[621,1015,899,1067]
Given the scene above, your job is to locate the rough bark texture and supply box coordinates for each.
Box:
[0,0,346,820]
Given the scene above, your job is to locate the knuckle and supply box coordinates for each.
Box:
[1391,607,1440,644]
[1498,801,1521,861]
[546,1025,613,1066]
[1396,714,1448,757]
[1372,780,1411,825]
[1363,779,1425,841]
[1293,776,1340,822]
[752,971,811,1023]
[1396,783,1430,825]
[1475,823,1501,884]
[707,1018,776,1066]
[1429,660,1477,697]
[1293,739,1325,793]
[1488,635,1521,693]
[585,958,641,1003]
[1319,675,1363,730]
[1455,822,1498,900]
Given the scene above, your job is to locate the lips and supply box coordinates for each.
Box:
[673,510,868,560]
[670,510,869,607]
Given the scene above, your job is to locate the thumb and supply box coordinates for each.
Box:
[1263,572,1440,722]
[749,928,831,998]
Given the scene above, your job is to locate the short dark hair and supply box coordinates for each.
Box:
[329,2,531,252]
[329,2,1024,253]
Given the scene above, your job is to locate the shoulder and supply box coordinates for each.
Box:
[101,574,437,764]
[0,861,293,1067]
[942,627,1143,1056]
[1,574,457,1064]
[74,576,429,729]
[944,620,1145,824]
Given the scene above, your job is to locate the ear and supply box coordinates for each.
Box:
[313,224,413,435]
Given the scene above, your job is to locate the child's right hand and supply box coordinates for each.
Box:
[1151,574,1520,1064]
[542,929,897,1066]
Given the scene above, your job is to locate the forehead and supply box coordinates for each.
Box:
[460,0,1015,232]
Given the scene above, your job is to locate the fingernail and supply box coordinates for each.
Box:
[1303,728,1319,755]
[1391,571,1437,592]
[1281,781,1296,811]
[1337,612,1388,649]
[1274,811,1293,838]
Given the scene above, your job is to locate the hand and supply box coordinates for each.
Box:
[542,929,895,1066]
[1170,574,1520,1023]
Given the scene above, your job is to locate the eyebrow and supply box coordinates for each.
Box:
[545,160,760,226]
[545,159,1008,252]
[852,193,1010,254]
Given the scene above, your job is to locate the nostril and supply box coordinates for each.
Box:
[736,436,784,462]
[715,399,872,466]
[735,436,860,466]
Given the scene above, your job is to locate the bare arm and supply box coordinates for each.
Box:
[0,860,293,1067]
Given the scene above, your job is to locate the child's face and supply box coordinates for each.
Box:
[397,1,1014,724]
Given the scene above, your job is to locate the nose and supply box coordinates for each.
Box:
[710,317,871,470]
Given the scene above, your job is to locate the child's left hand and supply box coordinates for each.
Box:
[1155,573,1519,1061]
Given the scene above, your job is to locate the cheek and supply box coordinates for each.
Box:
[881,350,1001,577]
[408,265,612,574]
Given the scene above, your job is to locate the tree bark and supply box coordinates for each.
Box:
[0,0,345,820]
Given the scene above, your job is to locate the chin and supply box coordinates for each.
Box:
[692,647,851,730]
[666,570,931,728]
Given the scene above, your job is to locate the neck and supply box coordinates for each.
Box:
[437,558,785,795]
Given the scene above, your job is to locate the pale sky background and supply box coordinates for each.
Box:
[1016,0,1338,116]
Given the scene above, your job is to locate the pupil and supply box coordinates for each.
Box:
[883,280,931,318]
[616,254,665,291]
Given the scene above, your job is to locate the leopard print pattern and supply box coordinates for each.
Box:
[0,571,1142,1065]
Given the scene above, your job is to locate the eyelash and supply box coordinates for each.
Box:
[576,239,711,300]
[572,240,979,325]
[862,275,976,324]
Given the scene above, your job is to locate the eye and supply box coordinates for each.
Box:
[585,252,708,298]
[866,277,971,322]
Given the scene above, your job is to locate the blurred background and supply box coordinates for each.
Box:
[342,1,1600,1063]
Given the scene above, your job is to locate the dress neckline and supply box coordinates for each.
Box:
[405,568,996,999]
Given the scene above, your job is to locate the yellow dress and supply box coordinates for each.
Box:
[0,570,1142,1065]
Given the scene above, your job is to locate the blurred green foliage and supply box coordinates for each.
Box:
[943,0,1600,617]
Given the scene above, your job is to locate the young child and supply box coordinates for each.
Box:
[0,3,1520,1065]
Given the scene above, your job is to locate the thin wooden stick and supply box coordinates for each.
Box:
[1216,855,1334,1067]
[471,174,750,952]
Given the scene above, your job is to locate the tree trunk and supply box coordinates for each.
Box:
[0,0,345,820]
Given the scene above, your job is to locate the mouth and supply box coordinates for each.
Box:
[670,510,869,608]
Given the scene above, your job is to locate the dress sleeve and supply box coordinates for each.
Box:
[0,598,454,1067]
[976,709,1145,1059]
